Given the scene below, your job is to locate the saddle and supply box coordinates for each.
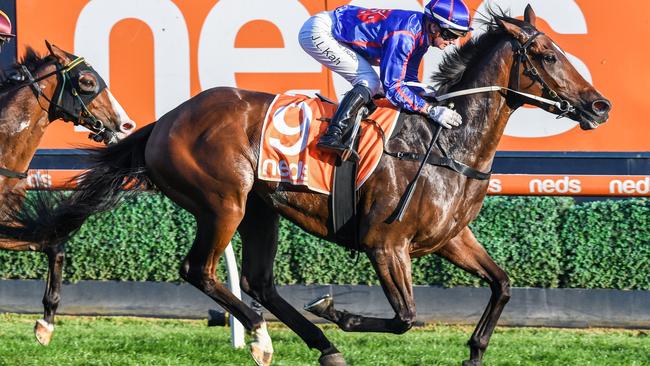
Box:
[319,93,377,250]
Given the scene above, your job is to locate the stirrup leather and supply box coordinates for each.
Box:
[340,105,368,162]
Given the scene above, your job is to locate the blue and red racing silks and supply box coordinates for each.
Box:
[331,5,431,113]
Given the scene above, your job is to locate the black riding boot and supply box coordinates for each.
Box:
[317,84,372,156]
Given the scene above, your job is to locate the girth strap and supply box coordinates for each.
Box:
[0,167,28,179]
[384,150,491,180]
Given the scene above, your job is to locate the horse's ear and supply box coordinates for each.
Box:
[524,4,537,27]
[45,40,53,54]
[44,41,71,64]
[496,18,526,43]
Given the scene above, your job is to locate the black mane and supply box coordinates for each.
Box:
[17,47,54,71]
[0,48,54,101]
[432,7,536,94]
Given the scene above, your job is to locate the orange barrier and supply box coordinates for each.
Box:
[25,170,80,189]
[488,174,650,197]
[26,169,650,197]
[16,1,649,196]
[16,0,649,154]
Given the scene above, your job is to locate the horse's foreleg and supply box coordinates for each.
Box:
[239,195,343,366]
[35,243,65,346]
[306,243,416,334]
[436,227,510,366]
[0,240,63,346]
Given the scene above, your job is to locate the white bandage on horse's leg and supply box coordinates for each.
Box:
[34,318,55,346]
[249,321,273,366]
[35,319,54,332]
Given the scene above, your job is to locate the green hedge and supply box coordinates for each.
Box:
[0,194,647,290]
[560,199,650,289]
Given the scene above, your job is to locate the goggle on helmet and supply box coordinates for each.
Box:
[425,0,473,40]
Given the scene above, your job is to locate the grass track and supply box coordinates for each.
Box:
[0,314,647,366]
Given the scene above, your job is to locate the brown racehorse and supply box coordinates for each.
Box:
[0,7,610,366]
[0,42,135,345]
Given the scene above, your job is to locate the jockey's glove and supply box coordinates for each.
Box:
[426,105,463,129]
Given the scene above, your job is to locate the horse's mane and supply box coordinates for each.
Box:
[18,47,53,71]
[0,48,53,105]
[432,7,536,94]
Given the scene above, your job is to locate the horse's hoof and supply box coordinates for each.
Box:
[319,352,346,366]
[249,322,273,366]
[250,346,273,366]
[304,294,333,316]
[34,319,54,346]
[461,360,482,366]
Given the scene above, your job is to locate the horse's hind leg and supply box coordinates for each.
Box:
[179,209,264,327]
[437,227,511,366]
[174,192,267,363]
[238,194,345,366]
[306,241,417,335]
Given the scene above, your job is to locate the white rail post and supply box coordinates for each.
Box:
[224,242,245,349]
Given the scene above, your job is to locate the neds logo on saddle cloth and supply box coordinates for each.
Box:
[258,95,399,194]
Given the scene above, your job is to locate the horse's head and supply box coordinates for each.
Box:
[44,41,136,144]
[496,5,611,129]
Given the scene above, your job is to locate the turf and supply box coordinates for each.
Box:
[0,314,647,366]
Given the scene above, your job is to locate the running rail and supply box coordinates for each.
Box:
[25,169,650,197]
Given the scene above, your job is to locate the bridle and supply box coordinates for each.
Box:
[407,30,580,118]
[510,31,575,118]
[0,55,115,179]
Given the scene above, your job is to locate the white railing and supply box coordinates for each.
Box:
[224,242,245,348]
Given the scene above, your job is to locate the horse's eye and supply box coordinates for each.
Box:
[78,75,97,93]
[543,54,557,64]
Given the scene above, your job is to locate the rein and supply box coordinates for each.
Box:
[0,64,58,96]
[0,167,27,179]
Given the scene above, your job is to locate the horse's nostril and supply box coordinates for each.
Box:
[591,99,611,115]
[121,122,135,131]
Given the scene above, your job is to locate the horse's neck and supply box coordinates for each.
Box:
[0,87,50,178]
[438,43,515,173]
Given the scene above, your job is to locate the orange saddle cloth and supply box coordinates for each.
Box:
[257,94,401,194]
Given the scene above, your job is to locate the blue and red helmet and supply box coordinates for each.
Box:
[425,0,473,35]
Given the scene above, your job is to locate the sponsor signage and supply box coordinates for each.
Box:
[488,175,650,196]
[28,170,650,197]
[14,1,649,196]
[16,0,648,152]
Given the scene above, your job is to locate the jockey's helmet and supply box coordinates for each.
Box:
[424,0,472,39]
[0,10,15,38]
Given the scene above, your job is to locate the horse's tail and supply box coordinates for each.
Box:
[0,123,156,248]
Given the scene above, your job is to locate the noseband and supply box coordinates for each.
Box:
[510,31,575,117]
[0,56,113,179]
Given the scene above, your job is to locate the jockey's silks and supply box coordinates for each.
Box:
[331,5,431,113]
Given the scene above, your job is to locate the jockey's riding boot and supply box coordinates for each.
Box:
[317,84,372,157]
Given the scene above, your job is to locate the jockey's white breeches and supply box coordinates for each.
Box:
[298,11,382,96]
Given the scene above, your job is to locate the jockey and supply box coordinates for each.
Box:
[0,10,14,52]
[299,0,472,157]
